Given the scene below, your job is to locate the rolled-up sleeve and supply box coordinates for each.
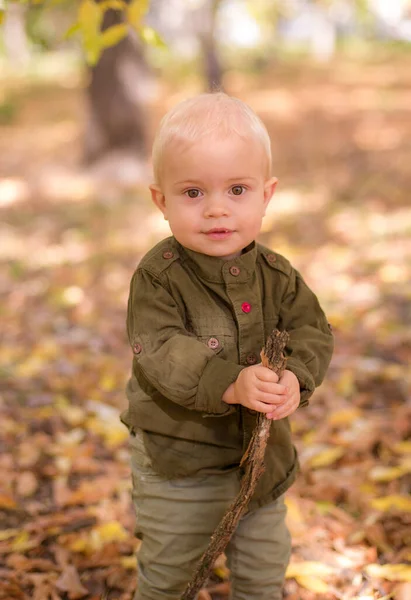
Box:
[278,269,334,406]
[127,269,244,415]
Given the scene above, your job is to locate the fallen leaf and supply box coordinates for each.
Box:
[16,471,38,497]
[56,565,88,598]
[308,446,345,469]
[371,495,411,512]
[295,574,330,593]
[0,493,17,509]
[286,561,335,578]
[365,564,411,582]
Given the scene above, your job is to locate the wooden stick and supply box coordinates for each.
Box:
[182,329,289,600]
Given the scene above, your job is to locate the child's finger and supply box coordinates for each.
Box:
[256,381,288,395]
[268,396,299,419]
[253,401,279,414]
[254,366,279,383]
[257,392,288,405]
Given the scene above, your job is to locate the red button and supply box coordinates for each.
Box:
[241,302,251,313]
[162,250,174,259]
[229,266,240,277]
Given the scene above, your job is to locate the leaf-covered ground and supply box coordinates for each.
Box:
[1,55,410,599]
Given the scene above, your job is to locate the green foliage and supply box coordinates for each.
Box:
[1,0,165,65]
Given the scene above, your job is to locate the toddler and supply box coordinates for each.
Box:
[121,92,334,600]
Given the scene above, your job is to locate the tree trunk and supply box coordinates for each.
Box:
[84,4,152,167]
[196,0,223,92]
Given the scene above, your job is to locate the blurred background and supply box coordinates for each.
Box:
[1,1,410,599]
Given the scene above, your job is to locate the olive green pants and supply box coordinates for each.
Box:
[130,431,291,600]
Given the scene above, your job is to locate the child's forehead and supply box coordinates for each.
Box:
[163,129,262,159]
[161,133,267,184]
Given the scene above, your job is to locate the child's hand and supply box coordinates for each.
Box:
[266,369,300,420]
[222,365,289,414]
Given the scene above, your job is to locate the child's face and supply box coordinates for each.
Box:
[150,134,277,259]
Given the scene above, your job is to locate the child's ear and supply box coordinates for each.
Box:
[149,184,168,220]
[263,177,278,210]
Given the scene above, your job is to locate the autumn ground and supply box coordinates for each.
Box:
[0,53,410,600]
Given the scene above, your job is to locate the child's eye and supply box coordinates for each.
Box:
[185,189,201,199]
[231,185,245,196]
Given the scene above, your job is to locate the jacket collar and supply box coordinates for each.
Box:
[176,238,258,283]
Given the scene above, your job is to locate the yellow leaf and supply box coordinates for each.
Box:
[328,407,361,426]
[365,564,411,582]
[369,465,411,482]
[286,561,335,578]
[121,555,137,569]
[79,0,102,37]
[0,529,18,542]
[336,369,355,397]
[393,441,411,454]
[285,497,304,523]
[104,425,128,447]
[100,0,127,11]
[85,40,102,66]
[371,495,411,512]
[127,0,150,27]
[12,531,37,552]
[78,0,103,64]
[101,23,128,48]
[58,405,86,427]
[95,521,128,543]
[138,25,166,48]
[0,10,4,26]
[295,575,330,593]
[308,446,345,469]
[64,22,81,40]
[100,373,117,391]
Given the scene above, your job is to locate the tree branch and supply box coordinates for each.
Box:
[182,329,289,600]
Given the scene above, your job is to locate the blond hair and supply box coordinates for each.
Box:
[152,92,272,185]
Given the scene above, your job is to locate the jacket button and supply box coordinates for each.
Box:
[241,302,251,313]
[162,250,174,259]
[133,343,142,355]
[229,266,240,276]
[267,253,276,263]
[247,408,257,415]
[246,353,258,365]
[207,337,220,350]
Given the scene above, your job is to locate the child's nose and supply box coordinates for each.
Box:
[204,196,229,218]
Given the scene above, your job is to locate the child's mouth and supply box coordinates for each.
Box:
[204,228,234,240]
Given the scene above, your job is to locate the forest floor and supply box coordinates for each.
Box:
[0,53,410,599]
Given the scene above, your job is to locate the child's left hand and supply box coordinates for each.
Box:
[267,369,300,420]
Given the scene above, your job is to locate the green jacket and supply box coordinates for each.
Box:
[121,236,333,510]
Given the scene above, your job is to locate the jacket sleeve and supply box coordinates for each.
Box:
[278,268,334,406]
[127,269,244,416]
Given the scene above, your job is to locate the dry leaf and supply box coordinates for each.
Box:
[56,565,88,598]
[365,564,411,582]
[295,574,330,593]
[16,471,38,497]
[308,446,345,469]
[371,495,411,512]
[286,561,335,578]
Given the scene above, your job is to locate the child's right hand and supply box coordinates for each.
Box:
[222,365,288,414]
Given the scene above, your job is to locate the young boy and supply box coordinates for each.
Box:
[121,93,334,600]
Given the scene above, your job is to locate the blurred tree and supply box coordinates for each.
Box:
[195,0,223,91]
[83,1,152,167]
